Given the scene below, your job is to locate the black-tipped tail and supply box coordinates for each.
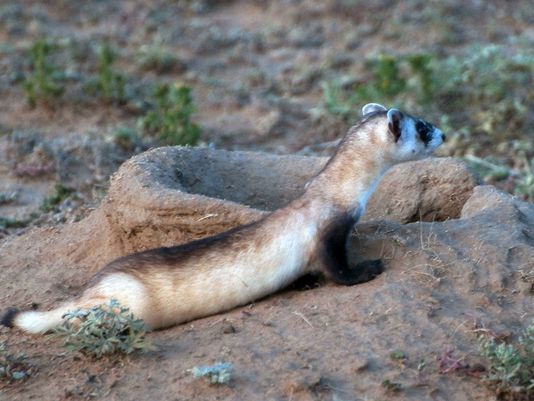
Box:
[1,308,19,328]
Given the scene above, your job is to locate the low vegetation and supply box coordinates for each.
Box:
[23,39,65,107]
[112,125,142,150]
[381,379,402,393]
[20,38,200,147]
[0,216,32,230]
[139,83,200,146]
[51,299,155,359]
[41,184,74,213]
[478,321,534,399]
[0,191,18,205]
[322,44,534,201]
[93,43,126,103]
[322,53,434,124]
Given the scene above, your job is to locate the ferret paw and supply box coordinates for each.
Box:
[352,259,384,283]
[331,259,384,285]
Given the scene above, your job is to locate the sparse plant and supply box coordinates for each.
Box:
[190,362,233,385]
[51,299,155,359]
[478,320,534,398]
[0,191,18,205]
[463,155,510,182]
[405,54,434,103]
[321,53,437,122]
[112,125,141,150]
[0,216,31,230]
[381,379,402,392]
[0,342,33,382]
[321,79,360,123]
[361,54,407,100]
[94,43,126,102]
[23,39,65,107]
[139,83,200,146]
[435,44,534,141]
[389,350,407,361]
[41,184,74,213]
[514,157,534,201]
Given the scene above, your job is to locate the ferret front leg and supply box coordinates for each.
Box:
[319,212,384,285]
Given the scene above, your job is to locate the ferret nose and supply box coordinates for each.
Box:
[441,133,446,142]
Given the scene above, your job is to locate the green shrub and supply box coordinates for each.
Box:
[23,39,65,107]
[435,45,534,141]
[321,79,360,123]
[361,54,407,100]
[0,217,31,230]
[321,45,534,201]
[51,299,155,359]
[41,184,74,213]
[112,125,141,150]
[389,350,407,360]
[478,320,534,397]
[322,53,437,122]
[139,83,200,146]
[322,45,534,137]
[381,379,402,392]
[0,191,17,205]
[405,54,434,103]
[95,43,126,102]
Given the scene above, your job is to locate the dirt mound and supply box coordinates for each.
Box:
[2,148,531,401]
[100,146,320,254]
[363,157,480,223]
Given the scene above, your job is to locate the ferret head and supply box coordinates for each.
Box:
[360,103,445,164]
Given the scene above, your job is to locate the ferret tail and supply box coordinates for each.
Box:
[1,302,77,334]
[2,274,150,334]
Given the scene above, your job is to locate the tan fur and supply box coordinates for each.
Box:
[5,106,444,334]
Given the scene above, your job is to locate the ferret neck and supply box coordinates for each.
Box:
[304,139,390,214]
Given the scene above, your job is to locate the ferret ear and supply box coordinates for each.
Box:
[387,109,404,142]
[362,103,387,116]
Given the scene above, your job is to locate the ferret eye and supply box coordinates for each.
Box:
[415,120,432,145]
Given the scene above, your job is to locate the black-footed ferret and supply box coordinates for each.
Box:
[2,103,445,333]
